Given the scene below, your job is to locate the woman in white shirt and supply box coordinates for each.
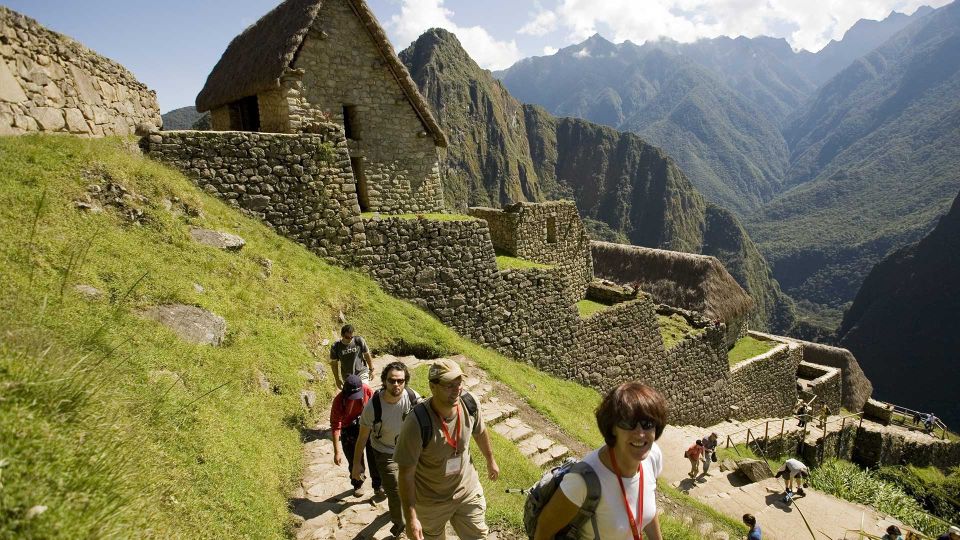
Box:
[534,381,667,540]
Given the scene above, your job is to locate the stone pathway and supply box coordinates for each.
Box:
[657,420,912,540]
[290,353,575,540]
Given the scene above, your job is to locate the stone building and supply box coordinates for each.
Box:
[0,7,161,136]
[194,0,447,214]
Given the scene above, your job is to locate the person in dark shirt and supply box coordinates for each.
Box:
[329,324,374,389]
[937,525,960,540]
[743,514,761,539]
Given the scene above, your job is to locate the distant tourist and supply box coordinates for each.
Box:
[330,374,381,497]
[883,525,904,540]
[937,525,960,540]
[701,432,719,475]
[533,381,667,540]
[774,458,810,496]
[351,361,421,538]
[330,324,375,388]
[685,439,705,478]
[394,359,499,540]
[796,400,811,428]
[743,513,761,540]
[818,405,830,431]
[923,413,939,435]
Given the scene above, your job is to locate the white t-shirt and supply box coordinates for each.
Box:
[559,443,662,539]
[359,389,420,454]
[783,458,808,476]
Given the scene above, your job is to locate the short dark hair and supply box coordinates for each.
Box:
[595,382,668,446]
[742,514,756,527]
[381,361,410,383]
[886,525,901,535]
[340,324,354,336]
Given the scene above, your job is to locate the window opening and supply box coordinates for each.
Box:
[546,216,557,243]
[343,104,359,140]
[351,157,370,212]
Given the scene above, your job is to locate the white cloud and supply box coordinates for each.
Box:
[542,45,559,55]
[526,0,952,52]
[386,0,522,69]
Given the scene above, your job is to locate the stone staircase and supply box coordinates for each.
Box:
[291,353,574,540]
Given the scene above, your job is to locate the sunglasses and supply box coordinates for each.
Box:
[386,378,406,385]
[616,417,657,431]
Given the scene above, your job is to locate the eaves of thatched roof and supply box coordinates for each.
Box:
[194,0,447,147]
[591,241,754,322]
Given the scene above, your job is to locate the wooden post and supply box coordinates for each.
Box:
[764,421,770,455]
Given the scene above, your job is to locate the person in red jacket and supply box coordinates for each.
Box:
[331,374,381,497]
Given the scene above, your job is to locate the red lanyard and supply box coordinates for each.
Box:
[609,447,644,540]
[437,402,462,453]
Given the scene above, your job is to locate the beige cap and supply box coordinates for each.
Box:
[428,358,463,383]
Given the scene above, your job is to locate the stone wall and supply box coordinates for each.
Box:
[0,7,161,136]
[586,280,637,305]
[469,201,592,303]
[853,423,960,469]
[494,268,578,369]
[728,341,803,422]
[290,0,444,214]
[797,361,842,414]
[142,128,365,263]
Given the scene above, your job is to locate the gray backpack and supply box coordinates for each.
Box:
[523,459,601,539]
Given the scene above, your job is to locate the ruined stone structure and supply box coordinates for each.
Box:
[139,0,873,427]
[0,7,161,136]
[195,0,445,214]
[797,360,843,414]
[469,202,592,302]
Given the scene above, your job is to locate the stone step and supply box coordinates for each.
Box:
[482,398,518,425]
[532,444,571,468]
[518,434,556,457]
[491,416,535,442]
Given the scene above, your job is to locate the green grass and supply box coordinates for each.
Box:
[657,313,705,350]
[360,212,474,221]
[727,335,777,366]
[716,443,790,474]
[811,460,950,536]
[494,254,552,271]
[660,483,750,537]
[576,299,610,318]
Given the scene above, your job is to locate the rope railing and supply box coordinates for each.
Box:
[886,403,950,440]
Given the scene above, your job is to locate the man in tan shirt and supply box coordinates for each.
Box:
[394,359,500,540]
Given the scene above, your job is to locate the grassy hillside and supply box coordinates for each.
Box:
[0,135,553,537]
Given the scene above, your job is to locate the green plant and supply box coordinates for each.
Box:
[576,299,609,318]
[727,335,777,366]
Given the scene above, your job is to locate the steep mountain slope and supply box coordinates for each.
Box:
[497,35,789,215]
[400,28,795,330]
[750,1,960,314]
[838,190,960,427]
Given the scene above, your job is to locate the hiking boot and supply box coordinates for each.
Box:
[353,486,368,498]
[374,486,386,498]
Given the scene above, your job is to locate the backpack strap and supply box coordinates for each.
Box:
[412,401,432,449]
[460,392,479,425]
[372,389,384,427]
[404,387,417,409]
[566,462,601,536]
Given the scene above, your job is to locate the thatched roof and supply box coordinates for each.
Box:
[591,241,753,322]
[195,0,447,147]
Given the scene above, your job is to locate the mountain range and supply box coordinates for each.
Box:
[399,28,795,331]
[495,3,960,333]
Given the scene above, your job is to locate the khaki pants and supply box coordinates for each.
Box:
[372,448,403,534]
[689,458,700,477]
[417,490,488,540]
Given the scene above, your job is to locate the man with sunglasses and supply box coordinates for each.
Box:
[395,359,499,540]
[352,361,421,538]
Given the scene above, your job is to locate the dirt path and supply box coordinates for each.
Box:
[657,421,911,539]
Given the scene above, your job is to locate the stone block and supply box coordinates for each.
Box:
[29,105,64,131]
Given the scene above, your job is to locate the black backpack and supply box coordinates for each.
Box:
[410,392,479,448]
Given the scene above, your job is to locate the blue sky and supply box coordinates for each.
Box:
[3,0,948,112]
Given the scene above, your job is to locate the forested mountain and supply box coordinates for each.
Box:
[751,0,960,314]
[496,35,789,215]
[161,106,204,130]
[838,190,960,427]
[400,29,795,331]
